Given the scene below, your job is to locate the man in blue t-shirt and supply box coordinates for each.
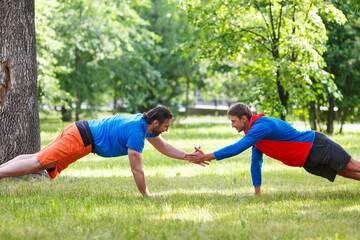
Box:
[0,106,204,197]
[185,103,360,195]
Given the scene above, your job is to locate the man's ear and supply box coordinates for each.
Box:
[153,120,159,127]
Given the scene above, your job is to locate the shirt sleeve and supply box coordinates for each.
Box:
[126,133,145,153]
[251,145,263,186]
[213,119,272,160]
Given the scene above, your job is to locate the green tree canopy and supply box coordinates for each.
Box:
[181,0,346,120]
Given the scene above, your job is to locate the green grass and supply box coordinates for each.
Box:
[1,117,360,239]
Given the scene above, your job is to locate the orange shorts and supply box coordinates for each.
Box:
[37,123,92,179]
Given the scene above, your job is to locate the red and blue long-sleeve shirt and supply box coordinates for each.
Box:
[213,114,315,186]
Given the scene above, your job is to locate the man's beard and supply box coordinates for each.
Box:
[152,127,161,136]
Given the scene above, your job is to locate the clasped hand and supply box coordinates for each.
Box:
[184,146,212,166]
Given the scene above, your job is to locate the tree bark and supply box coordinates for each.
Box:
[185,76,190,117]
[317,102,323,132]
[326,95,335,134]
[74,47,81,121]
[339,110,346,134]
[113,91,117,115]
[61,105,72,122]
[269,1,289,121]
[308,101,317,131]
[0,0,40,164]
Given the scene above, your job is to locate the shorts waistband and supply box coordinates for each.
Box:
[75,121,95,153]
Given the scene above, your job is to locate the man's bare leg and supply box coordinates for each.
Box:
[338,157,360,180]
[0,155,57,178]
[0,154,38,169]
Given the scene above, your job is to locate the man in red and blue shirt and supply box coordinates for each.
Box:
[185,103,360,195]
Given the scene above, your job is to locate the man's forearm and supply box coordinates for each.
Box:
[132,169,149,196]
[128,149,149,196]
[161,143,187,160]
[203,153,215,162]
[148,137,187,160]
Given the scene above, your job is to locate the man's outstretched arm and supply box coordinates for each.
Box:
[147,136,186,159]
[185,132,261,165]
[128,148,150,196]
[147,136,208,166]
[184,147,215,163]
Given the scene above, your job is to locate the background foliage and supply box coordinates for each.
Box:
[35,0,360,130]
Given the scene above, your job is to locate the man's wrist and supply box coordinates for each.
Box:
[204,153,214,161]
[254,185,261,195]
[142,188,150,196]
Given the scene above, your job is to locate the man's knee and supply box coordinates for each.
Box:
[42,161,57,170]
[343,157,360,171]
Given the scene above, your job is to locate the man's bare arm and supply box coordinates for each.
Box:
[147,136,208,166]
[128,148,150,196]
[147,136,187,159]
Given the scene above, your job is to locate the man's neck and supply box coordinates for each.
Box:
[244,119,250,131]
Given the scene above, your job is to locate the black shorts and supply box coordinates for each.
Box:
[303,131,351,182]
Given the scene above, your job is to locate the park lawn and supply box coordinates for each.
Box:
[1,117,360,239]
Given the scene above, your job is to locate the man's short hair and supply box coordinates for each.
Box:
[227,103,252,120]
[143,106,173,124]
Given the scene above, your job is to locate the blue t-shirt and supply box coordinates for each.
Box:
[88,113,156,157]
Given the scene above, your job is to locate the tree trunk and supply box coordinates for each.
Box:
[269,1,289,121]
[317,102,323,132]
[61,79,72,121]
[185,76,190,117]
[0,0,40,164]
[74,47,81,121]
[113,93,117,115]
[75,86,81,121]
[339,110,346,134]
[275,69,289,121]
[61,105,72,122]
[326,95,335,134]
[308,101,317,130]
[113,77,118,115]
